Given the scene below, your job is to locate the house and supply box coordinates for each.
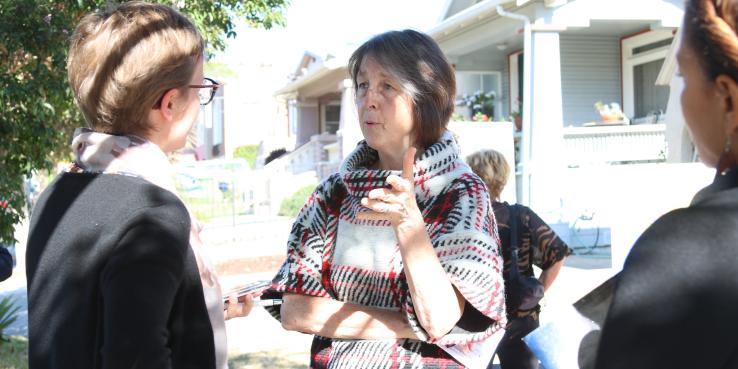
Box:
[270,1,714,259]
[272,50,356,178]
[430,0,688,210]
[274,0,687,193]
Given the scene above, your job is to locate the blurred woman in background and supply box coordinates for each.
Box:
[467,149,571,369]
[596,1,738,367]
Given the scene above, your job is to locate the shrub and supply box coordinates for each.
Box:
[264,148,288,165]
[233,145,258,168]
[278,185,316,218]
[0,296,20,340]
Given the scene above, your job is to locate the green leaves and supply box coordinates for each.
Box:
[0,296,21,339]
[0,0,289,244]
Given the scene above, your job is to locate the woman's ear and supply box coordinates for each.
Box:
[715,75,738,137]
[154,88,181,122]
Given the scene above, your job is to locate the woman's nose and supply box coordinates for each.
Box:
[363,87,380,109]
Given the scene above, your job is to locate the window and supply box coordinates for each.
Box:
[622,30,673,122]
[455,71,502,120]
[321,103,340,134]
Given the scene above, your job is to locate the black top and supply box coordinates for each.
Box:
[26,173,215,369]
[492,201,572,317]
[595,168,738,369]
[0,246,12,282]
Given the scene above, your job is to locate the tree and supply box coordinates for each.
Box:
[0,0,289,244]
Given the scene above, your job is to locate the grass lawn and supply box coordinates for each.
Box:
[0,336,28,369]
[0,338,307,369]
[228,351,307,369]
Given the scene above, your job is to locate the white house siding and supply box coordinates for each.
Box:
[560,34,622,126]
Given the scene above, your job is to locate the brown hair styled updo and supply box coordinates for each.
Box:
[684,0,738,82]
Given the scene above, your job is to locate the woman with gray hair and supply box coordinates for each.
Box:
[269,29,507,368]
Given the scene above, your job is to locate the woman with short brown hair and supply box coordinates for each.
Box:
[26,3,243,368]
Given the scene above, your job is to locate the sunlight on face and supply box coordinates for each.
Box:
[355,57,415,160]
[677,38,724,168]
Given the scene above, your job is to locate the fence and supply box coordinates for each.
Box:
[173,159,256,224]
[562,123,667,165]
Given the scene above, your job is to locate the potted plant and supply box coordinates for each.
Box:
[594,101,628,124]
[510,111,522,131]
[458,90,496,121]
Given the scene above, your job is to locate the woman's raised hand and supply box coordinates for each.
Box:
[358,147,424,230]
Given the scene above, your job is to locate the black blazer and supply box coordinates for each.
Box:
[596,168,738,369]
[0,246,12,282]
[26,173,215,369]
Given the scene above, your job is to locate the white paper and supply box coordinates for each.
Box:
[440,328,506,369]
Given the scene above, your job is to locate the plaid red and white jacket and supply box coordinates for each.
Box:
[270,131,506,369]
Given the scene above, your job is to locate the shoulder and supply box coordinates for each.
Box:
[625,204,738,283]
[447,165,489,198]
[318,172,346,196]
[46,173,190,237]
[111,175,189,221]
[308,173,347,209]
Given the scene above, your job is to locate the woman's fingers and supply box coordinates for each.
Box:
[361,197,401,213]
[367,188,393,200]
[386,175,413,193]
[402,147,416,182]
[224,294,254,320]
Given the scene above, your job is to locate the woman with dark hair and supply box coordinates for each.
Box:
[595,1,738,368]
[270,29,506,368]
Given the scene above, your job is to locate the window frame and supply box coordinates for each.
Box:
[621,29,674,120]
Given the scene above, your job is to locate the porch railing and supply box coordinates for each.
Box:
[287,133,338,174]
[562,123,666,165]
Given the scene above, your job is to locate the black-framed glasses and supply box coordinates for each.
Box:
[189,77,220,106]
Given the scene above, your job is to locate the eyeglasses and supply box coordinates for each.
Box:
[189,77,220,106]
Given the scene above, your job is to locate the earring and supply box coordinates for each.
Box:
[716,136,737,176]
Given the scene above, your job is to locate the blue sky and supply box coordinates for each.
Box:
[215,0,449,86]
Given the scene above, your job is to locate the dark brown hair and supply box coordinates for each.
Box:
[67,1,204,136]
[348,29,456,149]
[684,0,738,82]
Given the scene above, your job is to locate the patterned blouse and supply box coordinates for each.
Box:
[491,201,572,318]
[269,131,506,369]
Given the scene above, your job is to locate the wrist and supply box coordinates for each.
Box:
[394,213,426,242]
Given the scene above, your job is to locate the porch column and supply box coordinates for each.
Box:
[338,78,362,161]
[527,30,565,217]
[296,98,319,148]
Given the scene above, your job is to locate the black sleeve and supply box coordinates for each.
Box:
[0,246,12,282]
[99,201,191,369]
[595,208,738,369]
